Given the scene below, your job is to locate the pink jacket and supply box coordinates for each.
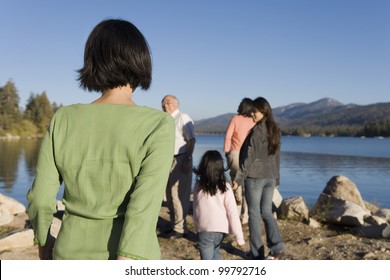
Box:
[193,181,245,245]
[224,115,255,153]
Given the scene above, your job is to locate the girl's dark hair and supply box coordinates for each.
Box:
[194,150,228,196]
[77,19,152,92]
[237,97,253,117]
[252,97,280,155]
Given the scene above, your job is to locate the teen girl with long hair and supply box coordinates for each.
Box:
[234,97,285,260]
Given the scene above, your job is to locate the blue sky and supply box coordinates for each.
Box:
[1,0,389,120]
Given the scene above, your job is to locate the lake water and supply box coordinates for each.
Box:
[1,136,389,208]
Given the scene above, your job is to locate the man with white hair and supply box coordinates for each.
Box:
[161,95,196,239]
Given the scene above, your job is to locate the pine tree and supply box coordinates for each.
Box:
[51,101,62,113]
[24,91,54,135]
[0,80,21,132]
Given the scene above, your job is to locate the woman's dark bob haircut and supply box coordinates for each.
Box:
[77,19,152,92]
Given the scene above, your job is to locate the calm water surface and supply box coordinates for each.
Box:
[1,136,389,208]
[194,135,390,208]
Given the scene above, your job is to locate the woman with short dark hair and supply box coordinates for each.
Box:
[78,19,152,92]
[27,19,175,260]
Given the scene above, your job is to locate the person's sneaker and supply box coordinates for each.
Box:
[245,251,265,260]
[168,231,185,240]
[265,252,285,260]
[158,228,173,237]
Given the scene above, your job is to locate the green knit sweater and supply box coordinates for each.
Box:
[27,104,175,259]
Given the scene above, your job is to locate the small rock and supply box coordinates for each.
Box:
[0,229,34,250]
[305,237,322,245]
[363,252,377,260]
[382,225,390,239]
[375,209,390,223]
[307,218,321,228]
[364,215,388,226]
[280,196,309,222]
[272,187,283,209]
[352,224,388,239]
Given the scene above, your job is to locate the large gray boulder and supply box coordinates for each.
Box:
[309,175,374,227]
[0,205,13,226]
[0,193,26,226]
[321,175,366,209]
[310,193,370,227]
[0,193,26,214]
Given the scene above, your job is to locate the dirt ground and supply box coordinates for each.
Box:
[1,206,390,260]
[157,206,390,260]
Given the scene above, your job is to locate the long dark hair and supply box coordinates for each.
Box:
[193,150,228,196]
[252,97,280,155]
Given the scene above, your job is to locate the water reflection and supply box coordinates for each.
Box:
[0,139,41,204]
[22,138,41,178]
[281,152,390,208]
[0,140,21,189]
[1,138,390,208]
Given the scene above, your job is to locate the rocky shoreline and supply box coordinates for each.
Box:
[1,175,390,260]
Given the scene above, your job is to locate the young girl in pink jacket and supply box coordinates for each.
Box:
[193,150,245,260]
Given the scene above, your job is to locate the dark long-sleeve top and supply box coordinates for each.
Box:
[234,122,280,186]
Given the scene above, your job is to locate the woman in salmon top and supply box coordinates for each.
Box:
[224,98,255,224]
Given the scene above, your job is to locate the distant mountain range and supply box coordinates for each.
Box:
[195,98,390,136]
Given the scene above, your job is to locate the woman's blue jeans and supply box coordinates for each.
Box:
[197,232,225,260]
[245,177,284,259]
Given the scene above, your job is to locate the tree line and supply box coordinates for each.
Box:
[196,122,390,137]
[0,80,60,137]
[279,123,390,137]
[2,80,389,138]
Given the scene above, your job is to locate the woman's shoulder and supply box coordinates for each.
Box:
[230,114,242,122]
[139,106,173,119]
[252,122,266,132]
[51,104,92,115]
[52,105,174,133]
[55,104,169,117]
[50,104,76,118]
[251,123,267,142]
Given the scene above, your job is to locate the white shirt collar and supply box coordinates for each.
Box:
[171,109,180,117]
